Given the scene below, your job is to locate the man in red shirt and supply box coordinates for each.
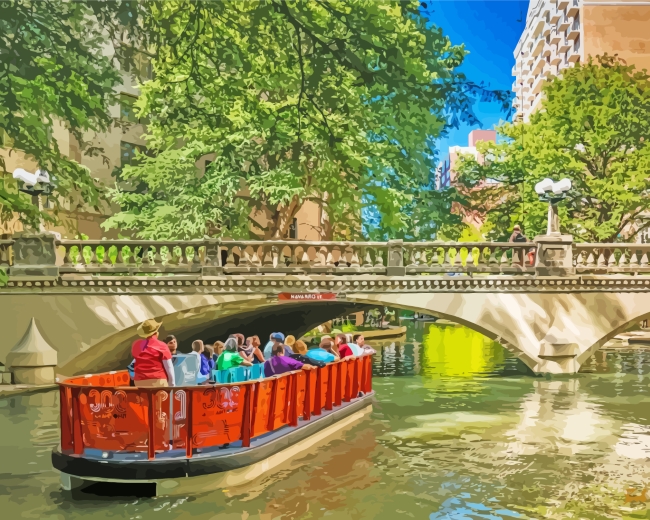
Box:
[131,319,175,387]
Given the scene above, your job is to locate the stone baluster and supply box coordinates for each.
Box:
[363,248,373,268]
[618,248,628,269]
[641,251,649,268]
[500,249,509,268]
[251,246,262,267]
[87,245,98,267]
[586,248,596,268]
[301,248,310,266]
[374,248,385,268]
[607,248,618,269]
[262,245,273,267]
[325,247,335,267]
[225,247,236,267]
[62,244,74,266]
[629,248,639,268]
[350,247,360,268]
[597,248,607,268]
[442,246,452,269]
[288,246,298,267]
[420,248,428,267]
[102,245,113,267]
[466,247,475,268]
[488,246,499,268]
[115,245,126,267]
[430,247,439,266]
[153,245,164,266]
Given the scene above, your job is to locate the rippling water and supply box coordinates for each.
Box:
[1,322,650,519]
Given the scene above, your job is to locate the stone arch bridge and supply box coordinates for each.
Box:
[1,235,650,376]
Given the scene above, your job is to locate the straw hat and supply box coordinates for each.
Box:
[137,319,162,338]
[285,335,296,347]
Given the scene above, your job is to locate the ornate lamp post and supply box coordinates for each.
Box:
[532,177,575,277]
[534,177,572,236]
[12,168,57,233]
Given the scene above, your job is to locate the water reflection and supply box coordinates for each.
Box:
[1,323,649,519]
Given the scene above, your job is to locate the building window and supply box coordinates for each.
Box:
[120,51,153,81]
[119,94,149,125]
[289,218,298,239]
[120,141,145,167]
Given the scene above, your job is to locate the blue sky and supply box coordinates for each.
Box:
[421,0,529,156]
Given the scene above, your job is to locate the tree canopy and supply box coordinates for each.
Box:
[455,56,650,243]
[0,0,145,229]
[103,0,511,240]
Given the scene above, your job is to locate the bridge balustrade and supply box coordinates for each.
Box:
[58,356,373,460]
[50,239,535,275]
[574,244,650,273]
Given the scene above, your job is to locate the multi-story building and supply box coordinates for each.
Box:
[436,130,498,234]
[436,130,497,190]
[513,0,650,121]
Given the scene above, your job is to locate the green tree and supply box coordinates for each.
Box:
[103,0,511,240]
[0,0,146,229]
[455,56,650,243]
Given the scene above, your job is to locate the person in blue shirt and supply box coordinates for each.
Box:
[306,338,339,363]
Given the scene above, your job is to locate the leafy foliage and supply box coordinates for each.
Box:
[0,0,146,229]
[104,0,511,240]
[455,56,650,243]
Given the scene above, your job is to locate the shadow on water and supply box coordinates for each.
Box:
[70,481,157,500]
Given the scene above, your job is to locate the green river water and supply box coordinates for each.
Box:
[1,322,649,520]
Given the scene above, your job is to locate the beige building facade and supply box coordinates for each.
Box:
[513,0,650,121]
[1,53,327,241]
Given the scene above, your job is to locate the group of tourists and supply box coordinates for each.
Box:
[129,319,375,388]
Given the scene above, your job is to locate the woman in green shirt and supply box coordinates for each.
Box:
[217,337,252,370]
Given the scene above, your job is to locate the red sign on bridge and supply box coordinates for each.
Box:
[278,293,337,302]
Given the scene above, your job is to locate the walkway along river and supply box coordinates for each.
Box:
[1,322,649,519]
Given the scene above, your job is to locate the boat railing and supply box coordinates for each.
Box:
[58,355,373,461]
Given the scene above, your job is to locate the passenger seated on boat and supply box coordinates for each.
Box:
[263,332,294,359]
[290,339,326,368]
[285,335,296,351]
[131,319,175,388]
[353,334,376,356]
[264,344,316,378]
[334,334,356,360]
[202,344,215,372]
[190,340,211,376]
[164,335,178,356]
[306,339,339,363]
[263,333,274,360]
[213,341,225,361]
[218,338,252,370]
[245,335,265,364]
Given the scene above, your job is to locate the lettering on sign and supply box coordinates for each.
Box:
[278,292,336,301]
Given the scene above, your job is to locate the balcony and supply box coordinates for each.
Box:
[550,51,562,66]
[550,8,561,25]
[532,54,545,74]
[557,0,569,9]
[550,28,561,45]
[532,35,545,56]
[559,35,571,52]
[567,0,580,17]
[567,17,580,39]
[558,13,570,31]
[542,42,553,57]
[532,77,546,96]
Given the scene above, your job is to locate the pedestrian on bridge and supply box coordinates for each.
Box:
[131,319,175,388]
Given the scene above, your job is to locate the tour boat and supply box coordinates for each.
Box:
[52,355,374,496]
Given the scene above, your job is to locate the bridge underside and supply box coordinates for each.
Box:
[2,277,649,376]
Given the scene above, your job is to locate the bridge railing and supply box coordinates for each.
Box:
[574,243,650,274]
[51,239,535,275]
[58,356,373,460]
[0,239,13,267]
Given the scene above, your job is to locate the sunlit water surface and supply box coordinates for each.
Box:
[1,322,650,519]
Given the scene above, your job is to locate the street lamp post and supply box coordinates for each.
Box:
[532,177,575,277]
[12,168,57,233]
[534,177,572,236]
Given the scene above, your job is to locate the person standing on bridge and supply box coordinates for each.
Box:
[509,224,530,267]
[131,319,175,388]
